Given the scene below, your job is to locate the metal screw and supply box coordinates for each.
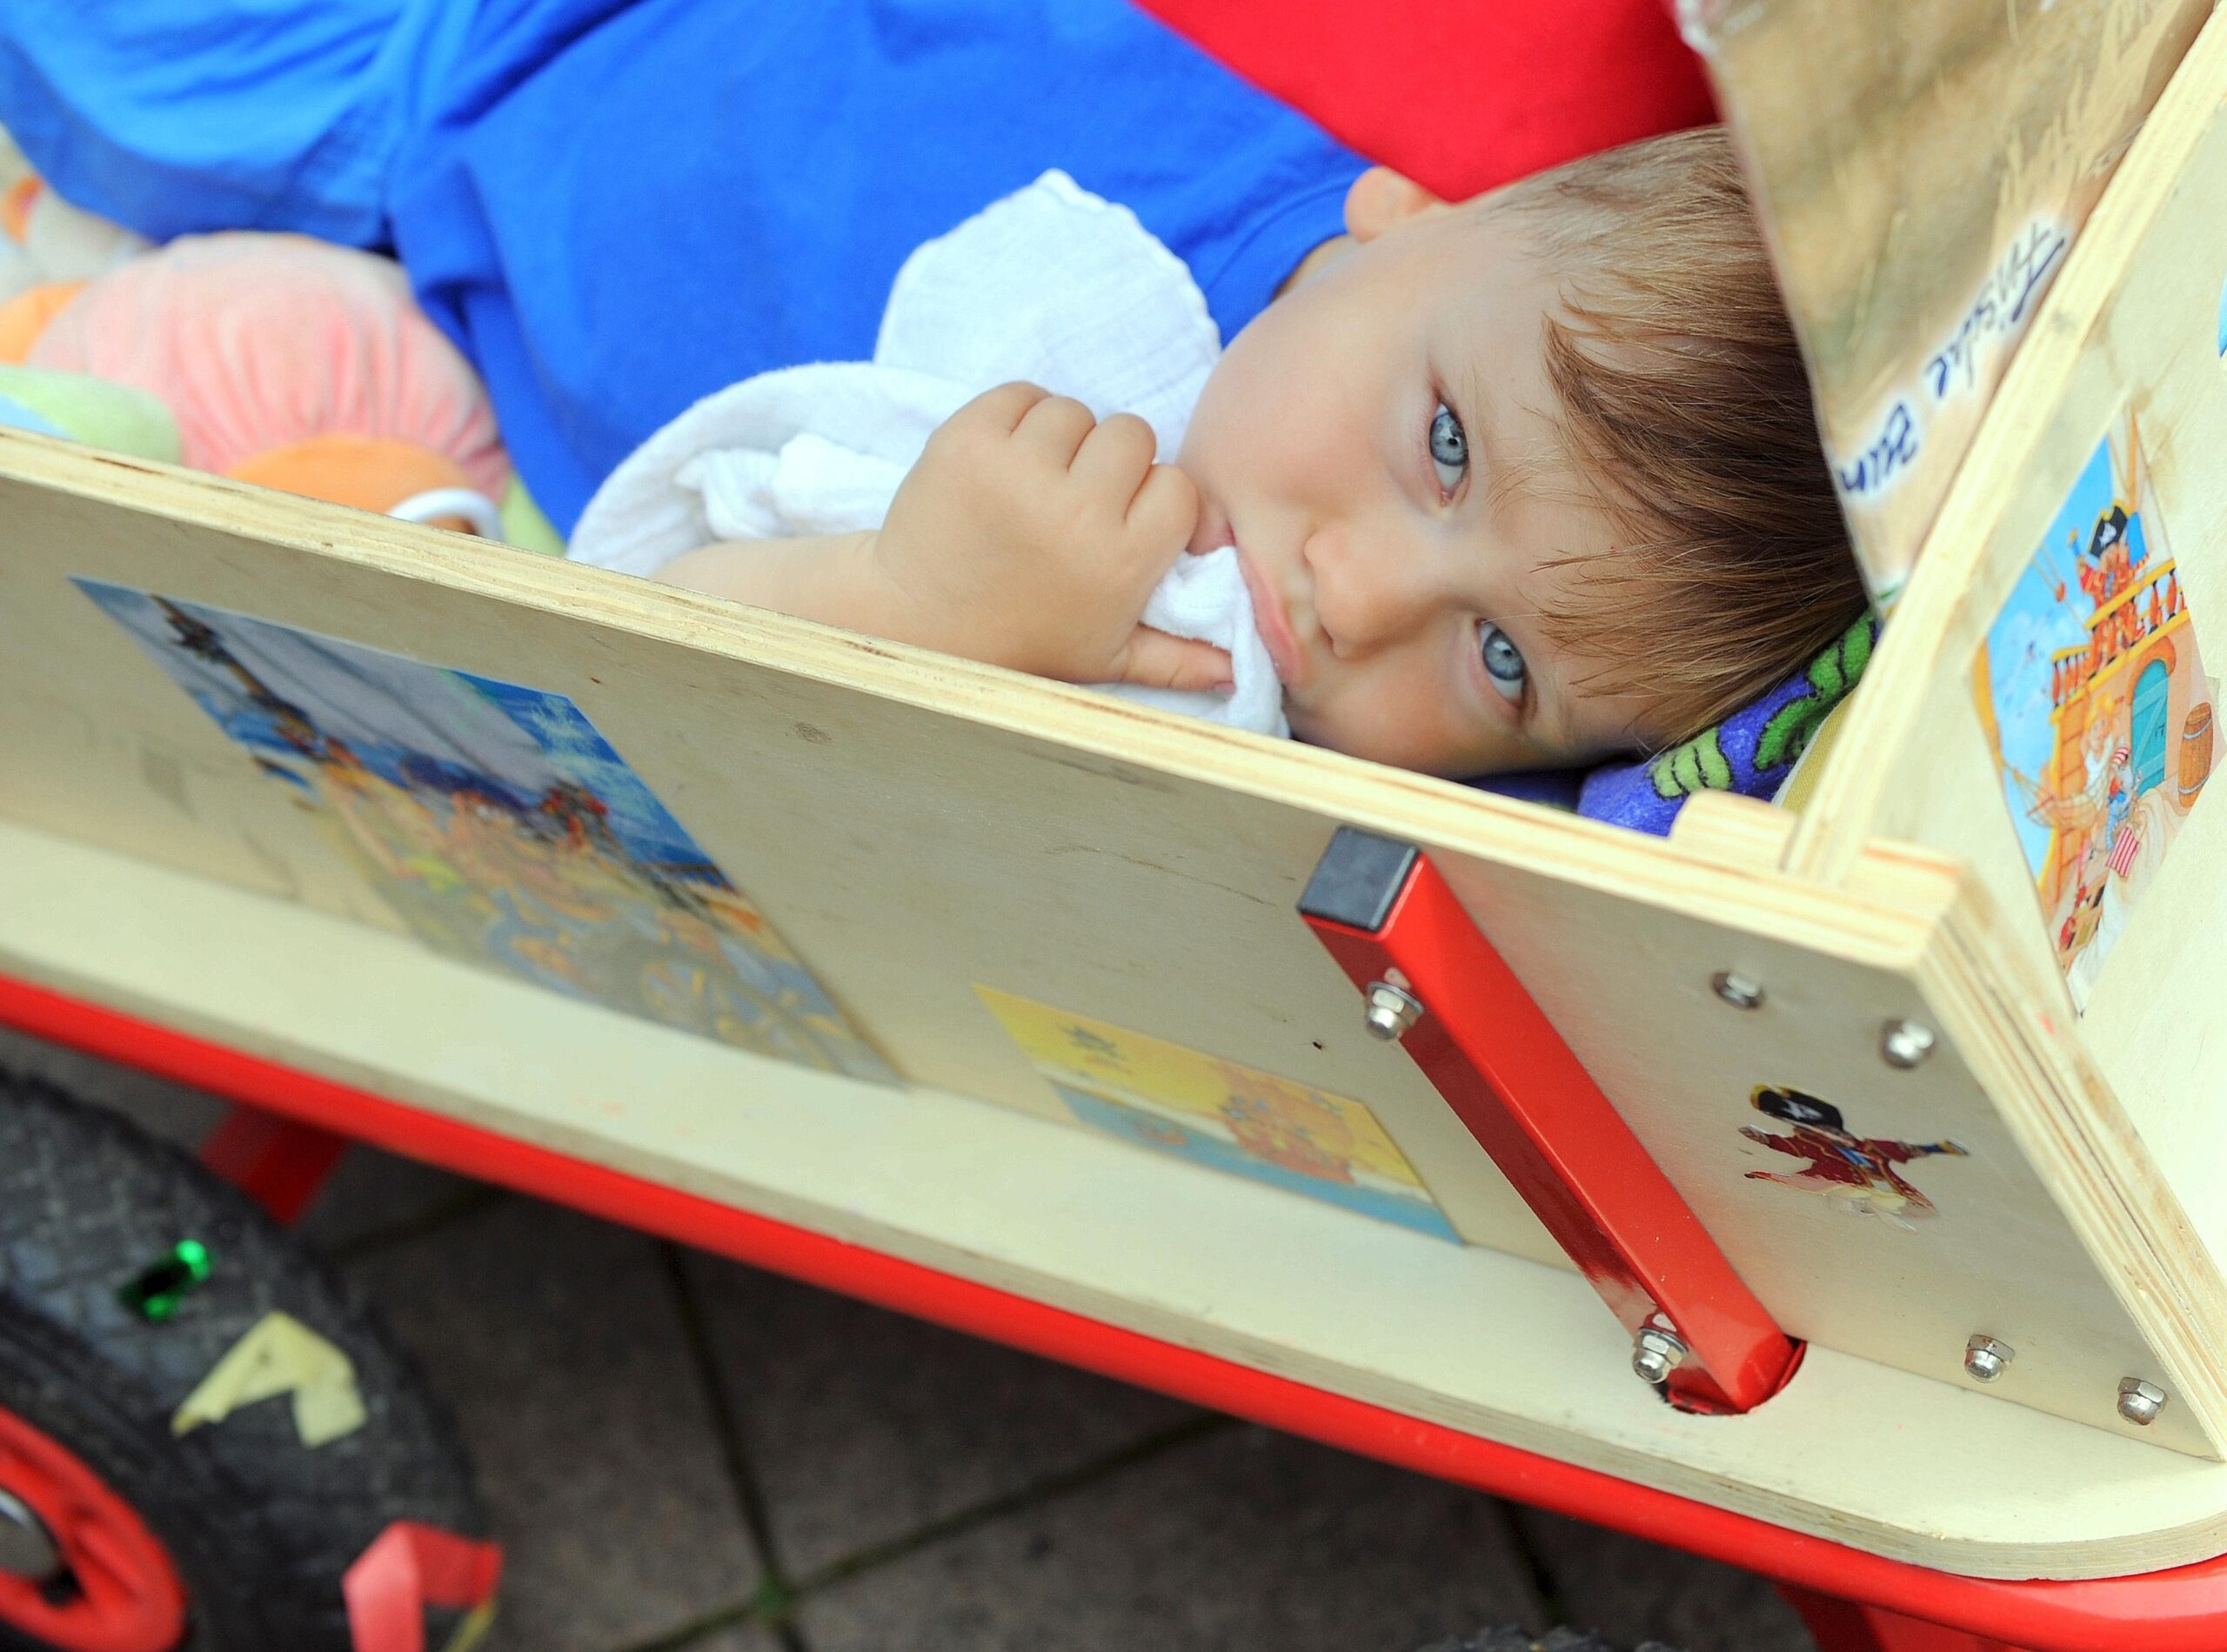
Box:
[1881,1020,1936,1069]
[1963,1334,2014,1382]
[1711,972,1764,1010]
[0,1487,59,1581]
[1362,981,1423,1041]
[2118,1378,2169,1427]
[1632,1327,1689,1385]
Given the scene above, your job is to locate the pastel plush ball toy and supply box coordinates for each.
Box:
[20,231,510,512]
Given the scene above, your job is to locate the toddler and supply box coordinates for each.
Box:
[602,130,1868,780]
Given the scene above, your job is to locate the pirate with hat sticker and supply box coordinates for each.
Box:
[1741,1086,1969,1228]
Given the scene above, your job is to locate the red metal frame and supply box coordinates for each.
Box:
[197,1103,349,1224]
[1301,830,1800,1415]
[1777,1586,2023,1652]
[4,966,2226,1652]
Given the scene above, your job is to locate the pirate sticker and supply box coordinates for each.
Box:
[1740,1087,1968,1228]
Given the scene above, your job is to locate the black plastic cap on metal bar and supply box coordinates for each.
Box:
[1297,827,1419,934]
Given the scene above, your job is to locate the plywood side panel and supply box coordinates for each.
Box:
[6,818,2227,1578]
[0,435,2218,1453]
[1778,4,2227,1269]
[1697,0,2207,595]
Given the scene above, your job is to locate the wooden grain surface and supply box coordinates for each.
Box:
[0,431,2220,1469]
[1699,0,2208,596]
[1776,3,2227,1295]
[6,814,2227,1578]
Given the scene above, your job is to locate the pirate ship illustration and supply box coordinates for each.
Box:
[1990,415,2216,979]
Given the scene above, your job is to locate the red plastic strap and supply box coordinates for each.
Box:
[343,1522,501,1652]
[1134,0,1717,200]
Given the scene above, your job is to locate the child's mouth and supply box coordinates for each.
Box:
[1234,544,1306,690]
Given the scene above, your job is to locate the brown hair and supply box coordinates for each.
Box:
[1501,126,1869,743]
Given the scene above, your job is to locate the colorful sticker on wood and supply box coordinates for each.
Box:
[976,987,1458,1241]
[77,579,894,1082]
[1739,1087,1968,1230]
[1973,411,2217,1010]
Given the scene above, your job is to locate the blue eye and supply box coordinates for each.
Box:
[1428,401,1467,494]
[1478,620,1526,700]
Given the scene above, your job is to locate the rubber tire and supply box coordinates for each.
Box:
[0,1068,486,1652]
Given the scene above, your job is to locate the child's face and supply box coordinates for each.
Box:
[1176,169,1659,777]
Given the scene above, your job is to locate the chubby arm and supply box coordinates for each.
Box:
[650,383,1231,692]
[655,531,901,637]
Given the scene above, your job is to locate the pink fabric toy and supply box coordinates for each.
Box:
[28,231,507,497]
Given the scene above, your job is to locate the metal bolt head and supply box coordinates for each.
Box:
[1632,1327,1689,1386]
[1362,981,1423,1041]
[1881,1020,1936,1069]
[1963,1334,2014,1383]
[1711,972,1764,1010]
[0,1488,59,1581]
[2118,1378,2169,1427]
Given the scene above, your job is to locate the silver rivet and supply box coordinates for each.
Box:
[2118,1378,2168,1426]
[1362,981,1423,1041]
[1711,972,1764,1010]
[1963,1334,2014,1382]
[1632,1327,1688,1385]
[1881,1020,1936,1069]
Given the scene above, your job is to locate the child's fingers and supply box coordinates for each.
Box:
[1012,392,1098,466]
[960,380,1053,433]
[1106,626,1233,692]
[1069,411,1158,503]
[1126,460,1199,550]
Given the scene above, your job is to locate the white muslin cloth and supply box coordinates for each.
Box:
[568,170,1286,738]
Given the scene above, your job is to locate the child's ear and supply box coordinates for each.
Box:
[1343,167,1446,243]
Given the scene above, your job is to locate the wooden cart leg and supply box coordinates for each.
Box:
[198,1102,348,1224]
[1778,1584,2025,1651]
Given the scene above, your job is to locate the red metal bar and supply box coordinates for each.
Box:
[4,968,2227,1651]
[1299,828,1800,1415]
[198,1102,349,1225]
[1779,1586,2023,1652]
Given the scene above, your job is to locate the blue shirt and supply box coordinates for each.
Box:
[0,0,1363,529]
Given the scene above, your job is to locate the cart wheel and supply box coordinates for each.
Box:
[0,1069,488,1652]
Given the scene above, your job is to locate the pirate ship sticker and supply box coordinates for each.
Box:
[1740,1087,1967,1228]
[1974,409,2217,1010]
[77,579,894,1082]
[976,987,1459,1241]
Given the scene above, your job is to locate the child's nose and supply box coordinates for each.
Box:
[1305,520,1438,655]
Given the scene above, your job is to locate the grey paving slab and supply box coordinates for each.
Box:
[1512,1508,1813,1652]
[794,1420,1547,1652]
[685,1631,784,1651]
[680,1248,1202,1578]
[297,1142,487,1254]
[348,1201,763,1652]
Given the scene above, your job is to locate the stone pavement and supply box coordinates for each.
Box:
[0,1029,1815,1652]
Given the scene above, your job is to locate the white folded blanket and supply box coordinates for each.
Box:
[568,170,1287,738]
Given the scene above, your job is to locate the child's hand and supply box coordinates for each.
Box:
[873,382,1230,689]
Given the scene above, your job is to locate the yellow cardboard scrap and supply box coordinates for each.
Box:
[171,1309,369,1448]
